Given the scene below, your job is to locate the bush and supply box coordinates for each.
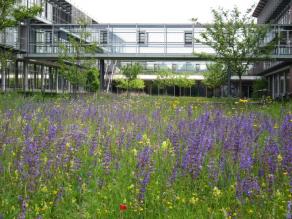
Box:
[85,68,100,92]
[252,79,268,98]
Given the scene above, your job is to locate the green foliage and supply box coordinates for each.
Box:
[252,79,268,98]
[58,20,101,94]
[0,95,291,218]
[173,76,195,88]
[119,63,144,95]
[0,0,42,91]
[203,63,227,89]
[155,70,175,89]
[195,6,275,96]
[155,71,195,95]
[85,67,100,92]
[121,63,143,81]
[0,0,42,31]
[156,71,195,88]
[116,79,145,90]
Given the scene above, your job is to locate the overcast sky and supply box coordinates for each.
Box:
[71,0,258,24]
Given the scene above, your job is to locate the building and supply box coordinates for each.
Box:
[252,0,292,99]
[0,2,260,97]
[0,0,98,93]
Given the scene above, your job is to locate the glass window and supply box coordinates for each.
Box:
[280,72,285,95]
[172,64,177,72]
[286,72,290,93]
[138,31,147,45]
[100,30,108,45]
[154,64,160,72]
[196,64,201,72]
[47,3,53,22]
[184,31,193,46]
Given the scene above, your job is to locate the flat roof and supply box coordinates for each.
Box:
[252,0,268,17]
[112,75,262,81]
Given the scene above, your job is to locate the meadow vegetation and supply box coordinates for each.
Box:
[0,93,291,218]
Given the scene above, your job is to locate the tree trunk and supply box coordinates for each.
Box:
[239,75,242,98]
[173,86,175,97]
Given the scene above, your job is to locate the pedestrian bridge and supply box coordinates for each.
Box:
[26,23,292,61]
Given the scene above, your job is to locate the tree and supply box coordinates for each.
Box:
[203,63,226,96]
[58,19,101,96]
[0,0,42,92]
[172,75,195,96]
[116,79,145,92]
[195,6,275,97]
[0,0,42,32]
[85,67,100,92]
[155,70,174,95]
[119,63,143,96]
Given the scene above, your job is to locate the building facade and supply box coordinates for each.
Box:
[253,0,292,99]
[0,0,98,93]
[0,1,259,97]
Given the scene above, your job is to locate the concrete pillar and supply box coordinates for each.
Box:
[15,61,18,90]
[1,67,6,92]
[48,67,52,92]
[62,77,65,93]
[272,75,275,99]
[41,65,45,93]
[23,61,28,92]
[99,59,105,91]
[32,64,36,91]
[68,81,71,93]
[56,69,59,94]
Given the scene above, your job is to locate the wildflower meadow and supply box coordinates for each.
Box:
[0,94,291,218]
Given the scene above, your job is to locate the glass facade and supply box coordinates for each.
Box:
[267,69,290,98]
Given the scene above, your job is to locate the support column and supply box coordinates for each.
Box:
[1,67,6,92]
[68,81,71,93]
[56,69,59,94]
[49,67,52,92]
[23,61,28,92]
[15,61,18,90]
[99,59,105,91]
[227,65,232,97]
[33,64,37,91]
[62,77,65,93]
[41,65,45,93]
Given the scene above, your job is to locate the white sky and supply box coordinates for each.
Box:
[71,0,258,24]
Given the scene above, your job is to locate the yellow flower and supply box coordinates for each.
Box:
[274,124,279,129]
[189,196,199,205]
[239,99,248,103]
[213,186,222,197]
[161,140,169,151]
[132,149,137,156]
[82,183,87,192]
[70,160,74,168]
[277,154,283,162]
[40,185,48,193]
[14,170,19,179]
[127,184,134,190]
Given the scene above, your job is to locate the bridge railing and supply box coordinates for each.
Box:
[25,23,292,59]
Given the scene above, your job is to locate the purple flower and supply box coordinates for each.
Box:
[236,177,260,199]
[136,147,153,202]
